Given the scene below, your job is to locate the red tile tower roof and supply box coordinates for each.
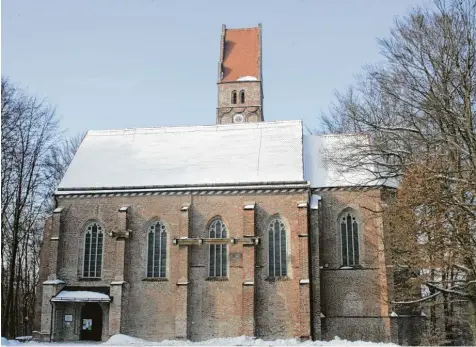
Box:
[220,26,261,82]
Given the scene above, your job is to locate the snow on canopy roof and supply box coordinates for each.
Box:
[58,121,304,191]
[303,134,395,188]
[52,290,110,302]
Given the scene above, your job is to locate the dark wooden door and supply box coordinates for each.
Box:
[80,303,103,341]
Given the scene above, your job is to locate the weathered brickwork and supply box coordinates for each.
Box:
[35,187,397,343]
[216,81,263,124]
[37,191,318,342]
[309,206,321,340]
[316,188,394,342]
[253,196,310,339]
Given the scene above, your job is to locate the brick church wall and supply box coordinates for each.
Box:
[253,195,309,339]
[316,188,393,342]
[50,190,309,341]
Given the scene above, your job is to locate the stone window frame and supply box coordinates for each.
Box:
[207,216,229,279]
[337,208,362,268]
[144,218,170,280]
[81,220,105,279]
[231,90,237,104]
[146,219,169,279]
[239,90,245,104]
[266,215,291,279]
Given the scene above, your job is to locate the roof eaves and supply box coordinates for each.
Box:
[311,184,397,190]
[55,181,310,196]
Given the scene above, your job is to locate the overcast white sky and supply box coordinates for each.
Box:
[2,0,429,137]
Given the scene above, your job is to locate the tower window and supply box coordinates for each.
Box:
[240,90,245,104]
[231,90,237,104]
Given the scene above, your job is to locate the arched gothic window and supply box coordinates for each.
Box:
[147,221,167,278]
[208,219,227,277]
[231,90,237,104]
[83,222,104,278]
[340,212,360,266]
[268,218,287,277]
[240,90,245,103]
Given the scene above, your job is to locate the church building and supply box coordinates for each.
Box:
[35,25,397,343]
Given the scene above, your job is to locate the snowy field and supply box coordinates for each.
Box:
[2,334,397,346]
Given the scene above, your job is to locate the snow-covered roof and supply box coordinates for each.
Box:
[58,121,304,191]
[303,134,392,188]
[52,290,110,302]
[237,76,258,81]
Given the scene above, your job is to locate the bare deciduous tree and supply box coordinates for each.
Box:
[321,0,476,344]
[1,78,80,339]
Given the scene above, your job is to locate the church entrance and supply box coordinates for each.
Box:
[80,303,103,341]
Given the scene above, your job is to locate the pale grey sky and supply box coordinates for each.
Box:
[2,0,427,136]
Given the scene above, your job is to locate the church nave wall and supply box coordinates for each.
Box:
[51,191,311,341]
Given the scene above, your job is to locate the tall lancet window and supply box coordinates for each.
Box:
[83,222,104,278]
[268,218,287,277]
[147,221,168,278]
[340,212,360,266]
[240,90,245,104]
[231,90,237,104]
[208,218,228,277]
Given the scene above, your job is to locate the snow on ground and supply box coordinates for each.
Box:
[1,338,20,346]
[2,334,397,346]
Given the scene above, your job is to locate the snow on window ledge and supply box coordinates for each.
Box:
[243,203,255,210]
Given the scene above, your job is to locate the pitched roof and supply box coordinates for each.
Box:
[221,27,260,82]
[303,134,397,188]
[58,121,304,191]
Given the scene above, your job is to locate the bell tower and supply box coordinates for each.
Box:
[216,24,264,124]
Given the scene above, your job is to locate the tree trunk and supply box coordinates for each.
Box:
[468,298,476,347]
[2,238,18,338]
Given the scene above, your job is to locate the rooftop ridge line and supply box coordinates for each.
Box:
[87,120,302,136]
